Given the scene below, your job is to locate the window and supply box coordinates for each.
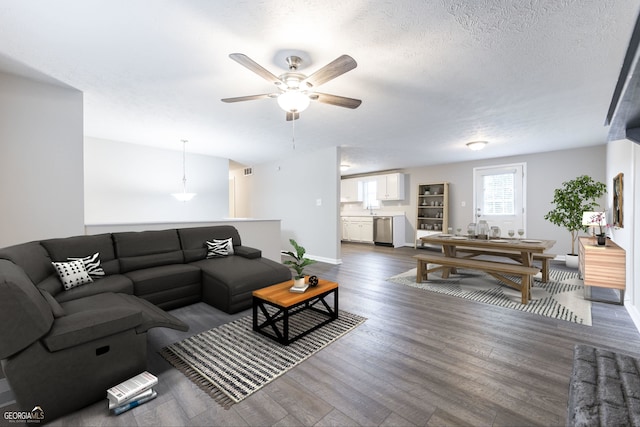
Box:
[482,173,515,215]
[363,179,379,209]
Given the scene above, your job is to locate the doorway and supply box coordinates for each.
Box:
[228,177,235,218]
[473,163,526,238]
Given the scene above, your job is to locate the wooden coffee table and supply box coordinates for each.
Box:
[252,278,339,345]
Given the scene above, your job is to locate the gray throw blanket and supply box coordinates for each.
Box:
[567,344,640,426]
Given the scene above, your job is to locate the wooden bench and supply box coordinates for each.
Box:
[414,253,540,304]
[454,249,556,282]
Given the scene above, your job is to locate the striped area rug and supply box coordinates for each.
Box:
[387,267,591,325]
[160,309,366,408]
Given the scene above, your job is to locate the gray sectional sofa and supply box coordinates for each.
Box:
[0,225,291,422]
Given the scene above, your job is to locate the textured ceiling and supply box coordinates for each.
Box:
[0,0,638,175]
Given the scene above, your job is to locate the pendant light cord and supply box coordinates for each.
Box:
[291,114,296,150]
[181,139,188,191]
[171,139,196,201]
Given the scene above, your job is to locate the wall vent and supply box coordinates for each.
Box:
[243,167,253,176]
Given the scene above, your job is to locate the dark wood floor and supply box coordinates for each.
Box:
[11,243,640,426]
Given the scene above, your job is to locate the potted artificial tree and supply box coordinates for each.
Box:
[282,239,316,288]
[544,175,606,268]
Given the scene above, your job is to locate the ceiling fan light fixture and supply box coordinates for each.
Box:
[466,140,488,151]
[223,53,360,119]
[277,91,310,113]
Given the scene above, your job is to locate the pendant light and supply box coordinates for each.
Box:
[171,139,197,202]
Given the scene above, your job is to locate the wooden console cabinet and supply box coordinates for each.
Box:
[578,237,626,304]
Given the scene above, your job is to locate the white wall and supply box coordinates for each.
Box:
[634,143,640,322]
[344,145,606,257]
[0,71,84,247]
[84,137,229,224]
[234,146,341,264]
[85,219,283,262]
[607,139,637,317]
[229,168,252,219]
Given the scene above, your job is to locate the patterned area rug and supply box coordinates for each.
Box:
[160,309,366,407]
[388,267,591,325]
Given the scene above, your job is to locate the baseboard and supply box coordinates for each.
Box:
[307,254,342,265]
[625,303,640,334]
[409,241,439,248]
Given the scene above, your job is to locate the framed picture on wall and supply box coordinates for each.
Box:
[613,173,623,228]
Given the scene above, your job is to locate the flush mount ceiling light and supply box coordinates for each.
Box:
[466,141,488,151]
[340,164,351,171]
[171,139,197,202]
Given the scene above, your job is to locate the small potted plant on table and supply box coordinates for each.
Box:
[282,239,316,288]
[588,211,609,246]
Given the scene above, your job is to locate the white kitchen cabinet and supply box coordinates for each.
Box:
[341,217,373,243]
[341,217,350,240]
[376,173,405,201]
[340,178,363,202]
[358,218,374,242]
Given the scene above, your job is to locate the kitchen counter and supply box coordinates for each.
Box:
[340,212,406,217]
[340,214,406,247]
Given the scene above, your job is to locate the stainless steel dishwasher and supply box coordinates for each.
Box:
[373,216,393,246]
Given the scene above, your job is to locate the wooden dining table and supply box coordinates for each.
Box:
[420,234,556,264]
[418,234,556,301]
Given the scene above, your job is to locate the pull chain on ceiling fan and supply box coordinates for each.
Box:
[292,110,296,150]
[221,52,362,121]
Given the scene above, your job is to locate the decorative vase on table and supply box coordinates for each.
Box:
[467,223,476,238]
[476,220,489,240]
[596,234,606,246]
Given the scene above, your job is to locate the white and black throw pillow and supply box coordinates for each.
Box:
[68,252,105,279]
[206,238,234,258]
[52,260,93,290]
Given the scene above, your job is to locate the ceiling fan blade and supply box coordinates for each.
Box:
[221,93,275,103]
[310,92,362,109]
[302,55,357,88]
[286,112,300,121]
[229,53,281,85]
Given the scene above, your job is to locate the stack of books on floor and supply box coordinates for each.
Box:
[107,371,158,415]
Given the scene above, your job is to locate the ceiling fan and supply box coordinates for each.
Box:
[221,53,362,121]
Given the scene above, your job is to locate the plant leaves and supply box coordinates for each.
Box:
[283,239,316,276]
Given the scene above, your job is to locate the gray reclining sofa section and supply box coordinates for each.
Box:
[0,225,291,422]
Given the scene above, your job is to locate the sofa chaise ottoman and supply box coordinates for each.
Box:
[0,225,291,422]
